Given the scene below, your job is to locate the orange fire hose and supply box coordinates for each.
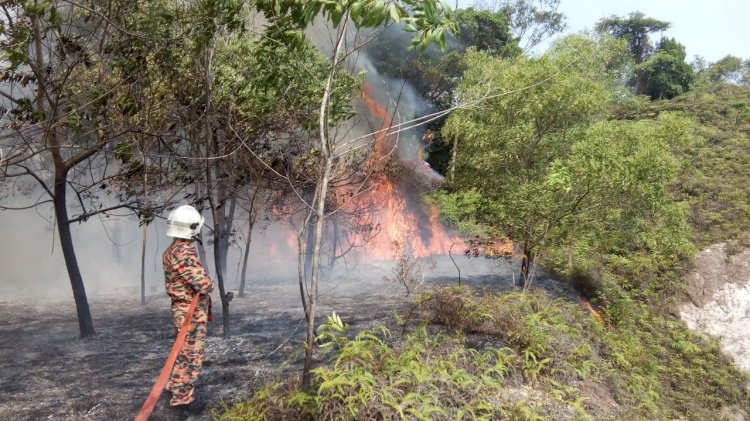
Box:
[135,292,200,421]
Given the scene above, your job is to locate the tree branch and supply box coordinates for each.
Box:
[0,200,54,210]
[2,164,54,198]
[59,0,173,42]
[67,202,138,224]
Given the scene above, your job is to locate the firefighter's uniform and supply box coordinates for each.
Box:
[162,238,214,407]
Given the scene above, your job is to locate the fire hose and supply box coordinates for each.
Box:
[135,292,200,421]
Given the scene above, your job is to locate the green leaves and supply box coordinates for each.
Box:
[388,3,401,23]
[255,0,457,52]
[442,36,620,263]
[440,33,698,296]
[212,34,360,130]
[639,38,694,100]
[2,26,31,72]
[310,322,518,419]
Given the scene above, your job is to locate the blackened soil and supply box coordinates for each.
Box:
[0,258,577,420]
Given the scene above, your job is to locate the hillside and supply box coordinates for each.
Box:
[621,84,750,250]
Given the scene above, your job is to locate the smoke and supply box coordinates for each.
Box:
[0,195,304,303]
[308,21,443,163]
[0,18,453,304]
[359,26,436,162]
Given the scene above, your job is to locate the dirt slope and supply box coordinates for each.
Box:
[680,243,750,372]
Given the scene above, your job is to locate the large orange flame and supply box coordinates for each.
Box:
[338,83,464,260]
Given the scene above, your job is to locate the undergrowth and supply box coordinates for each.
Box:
[419,286,749,420]
[621,84,750,249]
[216,311,554,420]
[217,288,749,420]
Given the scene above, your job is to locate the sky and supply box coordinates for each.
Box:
[462,0,750,63]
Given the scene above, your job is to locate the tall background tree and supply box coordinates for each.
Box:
[694,54,750,87]
[473,0,566,52]
[596,11,670,96]
[640,37,694,99]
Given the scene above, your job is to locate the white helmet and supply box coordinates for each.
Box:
[166,205,204,239]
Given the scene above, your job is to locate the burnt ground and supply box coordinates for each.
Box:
[0,258,580,421]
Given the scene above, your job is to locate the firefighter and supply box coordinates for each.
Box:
[162,204,214,409]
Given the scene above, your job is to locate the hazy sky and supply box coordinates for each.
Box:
[462,0,750,63]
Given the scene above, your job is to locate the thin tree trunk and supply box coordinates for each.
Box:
[634,40,647,95]
[54,172,95,338]
[449,135,458,182]
[219,197,236,279]
[635,69,647,96]
[238,216,253,298]
[194,184,209,267]
[211,207,230,338]
[38,4,94,336]
[141,224,147,305]
[520,241,531,290]
[202,43,231,338]
[238,189,260,298]
[303,213,316,288]
[207,159,231,338]
[303,157,332,387]
[302,16,348,387]
[297,203,315,321]
[141,155,148,305]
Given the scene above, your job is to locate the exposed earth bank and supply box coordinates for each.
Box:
[680,243,750,373]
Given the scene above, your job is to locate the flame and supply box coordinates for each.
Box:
[339,176,461,260]
[580,299,605,325]
[465,238,515,258]
[359,83,394,156]
[261,83,465,263]
[338,83,464,260]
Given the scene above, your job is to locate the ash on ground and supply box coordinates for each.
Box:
[0,257,577,420]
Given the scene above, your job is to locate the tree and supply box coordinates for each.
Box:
[695,55,750,87]
[546,114,693,297]
[212,30,363,337]
[0,0,163,337]
[454,8,520,57]
[128,0,360,338]
[73,0,245,337]
[641,37,694,99]
[439,35,624,286]
[190,0,244,339]
[473,0,566,52]
[254,0,458,386]
[596,11,670,95]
